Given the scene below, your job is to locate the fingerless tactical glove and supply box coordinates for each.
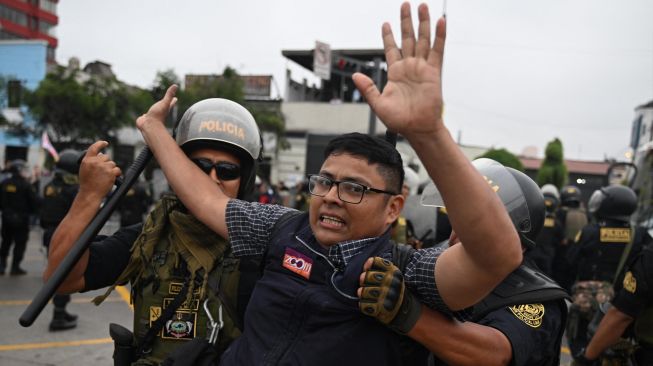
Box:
[358,257,421,334]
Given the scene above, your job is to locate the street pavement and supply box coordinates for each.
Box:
[0,221,132,366]
[0,220,574,365]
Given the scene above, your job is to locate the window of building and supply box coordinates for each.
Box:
[39,20,55,36]
[7,80,22,108]
[40,0,57,14]
[0,4,28,27]
[0,30,22,40]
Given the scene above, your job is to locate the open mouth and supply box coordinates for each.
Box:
[320,214,345,228]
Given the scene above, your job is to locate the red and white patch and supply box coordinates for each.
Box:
[282,248,313,280]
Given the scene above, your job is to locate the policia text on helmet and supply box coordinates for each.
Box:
[175,98,263,200]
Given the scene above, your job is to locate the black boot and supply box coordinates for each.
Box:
[9,266,27,276]
[49,308,77,331]
[0,257,6,275]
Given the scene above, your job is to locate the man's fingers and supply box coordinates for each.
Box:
[382,23,401,66]
[86,141,108,157]
[360,286,383,301]
[370,257,394,272]
[400,2,416,58]
[112,167,122,177]
[363,270,387,286]
[352,73,381,109]
[415,3,431,59]
[427,17,447,68]
[163,85,178,104]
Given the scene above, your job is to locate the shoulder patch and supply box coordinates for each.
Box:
[509,303,545,328]
[543,217,555,228]
[623,271,637,293]
[599,227,631,243]
[5,184,16,193]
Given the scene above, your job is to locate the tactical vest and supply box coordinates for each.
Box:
[130,237,242,365]
[220,213,408,366]
[577,221,633,282]
[96,196,243,366]
[472,262,570,322]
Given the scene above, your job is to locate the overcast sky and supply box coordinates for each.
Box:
[55,0,653,161]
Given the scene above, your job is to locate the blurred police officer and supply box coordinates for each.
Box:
[118,179,152,227]
[576,244,653,365]
[525,184,563,276]
[0,160,38,275]
[552,185,588,291]
[566,185,650,361]
[41,150,81,331]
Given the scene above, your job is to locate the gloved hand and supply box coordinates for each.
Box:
[572,348,599,366]
[358,257,421,334]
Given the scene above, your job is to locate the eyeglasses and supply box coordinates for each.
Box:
[191,158,241,181]
[307,174,398,204]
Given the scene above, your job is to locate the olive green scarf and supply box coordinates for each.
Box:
[93,194,228,305]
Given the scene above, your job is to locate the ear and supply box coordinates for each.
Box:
[384,194,405,226]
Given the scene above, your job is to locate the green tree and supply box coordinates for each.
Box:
[476,148,524,171]
[26,66,151,143]
[537,138,567,189]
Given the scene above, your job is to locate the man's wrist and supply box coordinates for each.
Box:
[390,291,422,334]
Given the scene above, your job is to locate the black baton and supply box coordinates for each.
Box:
[19,147,153,327]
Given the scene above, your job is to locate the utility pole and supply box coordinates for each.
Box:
[368,57,382,136]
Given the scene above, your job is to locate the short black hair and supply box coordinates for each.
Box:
[324,133,404,193]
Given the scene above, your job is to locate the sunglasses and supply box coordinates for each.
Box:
[190,158,241,181]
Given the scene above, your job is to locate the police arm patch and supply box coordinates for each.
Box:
[509,303,545,328]
[623,271,637,293]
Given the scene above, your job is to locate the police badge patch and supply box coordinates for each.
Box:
[509,303,545,328]
[162,311,197,340]
[623,271,637,293]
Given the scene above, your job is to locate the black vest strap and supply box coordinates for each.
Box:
[472,263,570,322]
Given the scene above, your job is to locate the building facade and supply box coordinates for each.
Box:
[0,0,58,62]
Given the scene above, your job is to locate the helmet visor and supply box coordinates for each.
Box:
[421,158,533,234]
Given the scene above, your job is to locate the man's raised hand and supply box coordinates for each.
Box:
[78,141,121,200]
[352,2,446,139]
[136,85,178,133]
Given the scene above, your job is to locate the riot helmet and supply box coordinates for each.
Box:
[541,184,560,214]
[421,158,545,249]
[175,98,262,199]
[560,185,582,207]
[56,149,82,175]
[7,159,27,175]
[588,185,637,222]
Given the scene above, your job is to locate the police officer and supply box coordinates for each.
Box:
[525,184,563,276]
[391,166,421,248]
[41,149,81,331]
[359,159,569,366]
[45,98,263,365]
[576,245,653,365]
[118,179,152,227]
[0,160,38,275]
[566,185,649,361]
[552,184,588,291]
